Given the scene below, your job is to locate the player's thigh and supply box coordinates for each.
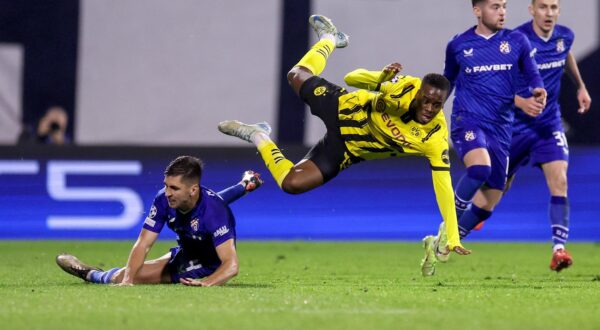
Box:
[463,148,491,167]
[530,129,569,195]
[135,252,172,284]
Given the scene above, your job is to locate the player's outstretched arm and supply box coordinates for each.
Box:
[179,239,239,287]
[430,169,471,256]
[344,63,403,91]
[217,170,263,205]
[118,228,159,286]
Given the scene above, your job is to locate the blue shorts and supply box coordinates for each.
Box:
[451,119,509,190]
[167,246,218,283]
[508,126,569,178]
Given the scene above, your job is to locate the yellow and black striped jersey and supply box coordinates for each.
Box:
[339,69,460,249]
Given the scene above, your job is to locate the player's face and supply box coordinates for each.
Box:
[530,0,560,34]
[164,175,199,211]
[475,0,507,32]
[414,85,448,124]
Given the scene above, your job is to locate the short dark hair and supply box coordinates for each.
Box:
[164,155,203,183]
[422,73,451,93]
[472,0,487,6]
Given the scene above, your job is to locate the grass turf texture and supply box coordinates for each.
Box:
[1,241,599,330]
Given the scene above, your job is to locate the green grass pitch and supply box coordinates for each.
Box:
[1,241,599,330]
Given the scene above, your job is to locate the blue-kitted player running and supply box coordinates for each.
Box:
[432,0,591,273]
[421,0,547,276]
[56,156,262,286]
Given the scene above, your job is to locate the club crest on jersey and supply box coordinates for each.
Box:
[375,99,386,112]
[190,218,199,232]
[465,130,476,141]
[410,126,421,137]
[149,205,157,219]
[314,86,327,96]
[499,41,511,54]
[556,39,565,52]
[463,48,474,57]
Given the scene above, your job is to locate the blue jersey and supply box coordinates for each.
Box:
[513,22,574,134]
[444,26,544,145]
[142,186,236,268]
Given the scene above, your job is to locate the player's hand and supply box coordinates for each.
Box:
[179,277,208,287]
[379,63,403,82]
[515,95,544,118]
[577,87,592,114]
[449,245,471,255]
[532,87,547,107]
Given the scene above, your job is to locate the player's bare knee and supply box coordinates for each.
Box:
[287,67,313,94]
[281,176,308,195]
[549,174,568,195]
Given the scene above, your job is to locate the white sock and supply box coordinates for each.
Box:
[321,33,336,43]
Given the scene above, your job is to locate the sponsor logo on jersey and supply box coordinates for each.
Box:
[441,149,450,165]
[466,64,513,73]
[191,218,199,232]
[530,48,537,57]
[465,130,476,141]
[538,59,566,70]
[499,41,511,54]
[381,113,413,148]
[410,126,421,137]
[463,48,474,57]
[144,217,156,227]
[314,86,327,96]
[149,205,157,219]
[556,38,565,52]
[213,225,229,237]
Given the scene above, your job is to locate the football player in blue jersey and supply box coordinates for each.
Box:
[421,0,548,275]
[438,0,591,272]
[56,156,263,286]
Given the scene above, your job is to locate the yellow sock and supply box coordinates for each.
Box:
[257,140,294,188]
[294,39,335,76]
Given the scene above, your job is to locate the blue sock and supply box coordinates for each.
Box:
[89,267,121,284]
[217,183,246,205]
[549,196,569,248]
[455,165,491,218]
[458,204,492,239]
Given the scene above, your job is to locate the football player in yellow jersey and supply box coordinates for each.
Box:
[218,15,471,267]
